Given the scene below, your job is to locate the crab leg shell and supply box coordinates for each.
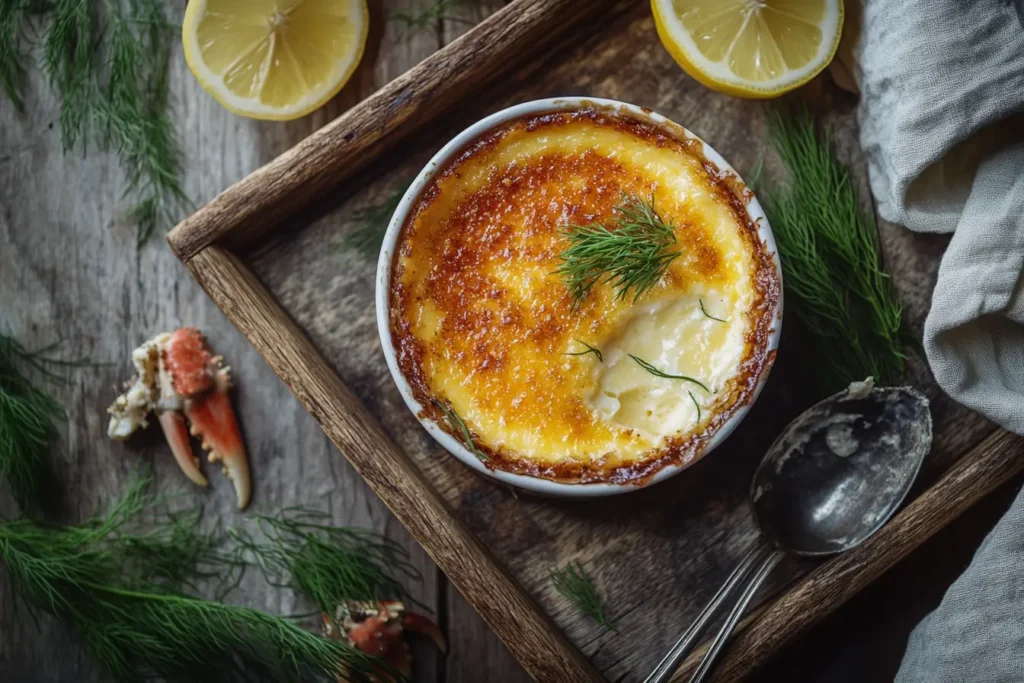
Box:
[402,611,448,654]
[156,410,209,487]
[185,387,251,509]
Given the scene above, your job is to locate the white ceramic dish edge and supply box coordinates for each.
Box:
[375,96,783,498]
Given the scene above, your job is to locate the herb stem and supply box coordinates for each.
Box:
[567,339,603,362]
[628,354,709,392]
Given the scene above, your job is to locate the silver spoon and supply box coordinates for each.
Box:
[644,380,932,683]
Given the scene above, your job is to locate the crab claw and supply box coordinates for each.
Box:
[402,611,448,654]
[164,328,251,509]
[156,411,209,488]
[185,387,250,508]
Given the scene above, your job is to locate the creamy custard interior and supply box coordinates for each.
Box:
[389,108,778,483]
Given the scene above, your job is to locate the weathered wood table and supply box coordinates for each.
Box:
[2,2,1021,682]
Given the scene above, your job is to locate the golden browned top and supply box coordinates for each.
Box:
[389,108,779,484]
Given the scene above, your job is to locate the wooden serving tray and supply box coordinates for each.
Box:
[169,1,1024,680]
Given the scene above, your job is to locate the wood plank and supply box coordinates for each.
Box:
[166,0,635,262]
[185,246,603,683]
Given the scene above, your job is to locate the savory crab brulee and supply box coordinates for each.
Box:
[387,106,779,484]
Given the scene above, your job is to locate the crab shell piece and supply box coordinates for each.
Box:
[323,600,447,682]
[162,328,251,509]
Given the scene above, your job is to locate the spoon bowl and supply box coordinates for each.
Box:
[645,380,932,683]
[752,382,932,556]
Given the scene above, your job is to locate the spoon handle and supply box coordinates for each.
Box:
[688,549,785,683]
[642,543,774,683]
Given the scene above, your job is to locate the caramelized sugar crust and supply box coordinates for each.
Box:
[389,108,779,484]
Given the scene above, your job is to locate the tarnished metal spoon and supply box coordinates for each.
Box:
[645,380,932,683]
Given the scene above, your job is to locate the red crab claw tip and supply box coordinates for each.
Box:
[156,410,209,488]
[185,389,251,509]
[402,612,448,654]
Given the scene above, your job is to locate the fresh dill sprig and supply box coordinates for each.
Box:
[699,299,728,323]
[389,0,475,40]
[234,508,421,615]
[99,1,187,246]
[550,561,615,631]
[0,476,390,682]
[9,0,188,245]
[567,339,603,362]
[343,182,409,256]
[763,110,905,392]
[434,399,487,462]
[628,354,709,392]
[0,334,77,513]
[556,193,680,311]
[0,0,48,109]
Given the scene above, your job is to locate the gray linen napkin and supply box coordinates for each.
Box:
[850,0,1024,680]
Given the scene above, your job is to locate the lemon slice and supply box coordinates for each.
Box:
[651,0,844,98]
[183,0,369,120]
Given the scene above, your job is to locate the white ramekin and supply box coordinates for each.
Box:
[375,97,783,498]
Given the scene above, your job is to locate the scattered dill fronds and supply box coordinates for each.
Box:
[628,354,709,392]
[763,110,905,392]
[343,182,409,256]
[0,476,389,682]
[389,0,475,40]
[688,391,701,424]
[556,193,680,311]
[699,299,728,323]
[746,155,765,194]
[434,399,487,462]
[234,508,421,615]
[0,0,48,109]
[550,561,615,631]
[11,0,188,244]
[99,1,187,246]
[42,0,97,149]
[567,339,603,362]
[0,334,75,512]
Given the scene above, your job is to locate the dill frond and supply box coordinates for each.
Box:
[343,182,409,256]
[0,334,70,513]
[389,0,475,40]
[567,339,603,362]
[556,193,680,311]
[688,390,701,423]
[433,399,487,462]
[763,110,905,392]
[699,298,728,323]
[550,561,615,631]
[628,354,709,392]
[99,0,186,246]
[0,477,391,682]
[235,508,422,615]
[32,0,187,244]
[0,0,48,109]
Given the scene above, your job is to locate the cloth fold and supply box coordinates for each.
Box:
[856,0,1024,435]
[851,0,1024,680]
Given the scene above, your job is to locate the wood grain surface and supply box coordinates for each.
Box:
[188,2,1000,682]
[0,1,529,681]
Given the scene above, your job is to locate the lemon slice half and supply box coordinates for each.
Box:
[183,0,369,120]
[652,0,844,98]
